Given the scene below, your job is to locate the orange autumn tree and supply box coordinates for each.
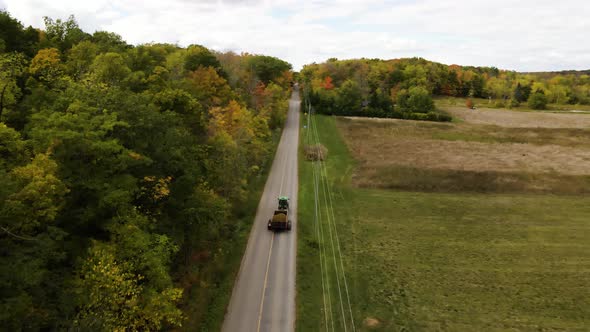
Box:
[253,81,269,110]
[322,76,334,90]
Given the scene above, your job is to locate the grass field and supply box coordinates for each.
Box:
[435,96,590,114]
[297,114,590,331]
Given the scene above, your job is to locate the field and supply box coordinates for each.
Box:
[435,96,590,114]
[297,112,590,331]
[442,106,590,128]
[338,117,590,194]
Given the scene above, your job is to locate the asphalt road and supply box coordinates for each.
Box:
[222,87,300,332]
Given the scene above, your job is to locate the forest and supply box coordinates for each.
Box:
[300,57,590,119]
[0,10,292,330]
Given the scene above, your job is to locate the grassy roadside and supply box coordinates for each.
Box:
[296,115,590,331]
[180,129,283,331]
[297,114,356,331]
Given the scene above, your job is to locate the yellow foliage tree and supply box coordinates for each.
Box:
[1,153,68,236]
[74,244,183,331]
[186,66,232,108]
[29,48,63,84]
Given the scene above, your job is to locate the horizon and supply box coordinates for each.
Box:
[1,0,589,72]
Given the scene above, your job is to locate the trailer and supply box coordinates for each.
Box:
[268,196,292,231]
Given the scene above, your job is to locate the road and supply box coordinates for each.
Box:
[222,87,300,332]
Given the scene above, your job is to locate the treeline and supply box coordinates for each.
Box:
[300,57,590,118]
[0,10,292,331]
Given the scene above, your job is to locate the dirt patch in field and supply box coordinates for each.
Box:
[443,106,590,128]
[363,317,381,329]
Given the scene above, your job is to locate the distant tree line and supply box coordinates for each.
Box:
[0,10,292,330]
[300,57,590,118]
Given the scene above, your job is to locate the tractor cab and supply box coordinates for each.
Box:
[278,196,289,210]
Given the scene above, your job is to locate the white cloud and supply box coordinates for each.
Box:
[2,0,589,71]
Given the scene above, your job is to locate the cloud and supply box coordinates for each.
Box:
[2,0,589,71]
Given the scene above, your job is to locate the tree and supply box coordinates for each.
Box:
[42,15,89,51]
[513,82,531,103]
[184,44,222,72]
[528,89,548,110]
[336,79,362,114]
[248,55,292,84]
[91,31,128,53]
[0,123,28,169]
[90,52,131,85]
[0,52,27,120]
[29,48,63,85]
[0,10,39,56]
[397,86,435,113]
[73,241,182,331]
[0,153,68,330]
[65,40,98,79]
[322,76,334,90]
[185,66,232,108]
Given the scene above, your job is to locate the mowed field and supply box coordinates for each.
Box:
[297,111,590,331]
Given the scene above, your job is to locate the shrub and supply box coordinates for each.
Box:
[494,100,505,108]
[438,113,452,122]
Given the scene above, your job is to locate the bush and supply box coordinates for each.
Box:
[438,113,452,122]
[494,100,506,108]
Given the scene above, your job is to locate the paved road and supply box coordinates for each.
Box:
[222,87,300,332]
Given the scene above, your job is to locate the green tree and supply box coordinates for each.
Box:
[0,52,27,120]
[248,55,292,84]
[397,86,435,113]
[184,44,222,72]
[90,52,131,85]
[42,15,89,51]
[336,79,363,114]
[0,153,68,330]
[65,40,98,79]
[91,31,129,53]
[528,89,548,110]
[0,10,39,56]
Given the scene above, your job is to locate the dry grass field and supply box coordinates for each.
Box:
[443,106,590,128]
[337,115,590,194]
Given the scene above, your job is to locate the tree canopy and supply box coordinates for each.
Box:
[300,57,590,118]
[0,10,292,331]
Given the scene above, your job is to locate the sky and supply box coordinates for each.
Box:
[1,0,589,71]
